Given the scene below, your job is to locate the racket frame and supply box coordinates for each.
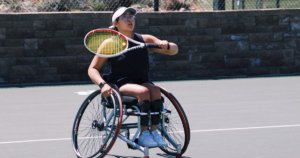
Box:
[84,28,159,58]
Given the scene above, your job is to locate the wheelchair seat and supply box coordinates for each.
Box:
[121,95,138,108]
[100,82,138,108]
[102,95,138,109]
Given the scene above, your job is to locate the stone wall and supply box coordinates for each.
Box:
[0,9,300,85]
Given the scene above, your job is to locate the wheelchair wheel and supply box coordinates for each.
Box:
[159,87,191,156]
[72,89,123,158]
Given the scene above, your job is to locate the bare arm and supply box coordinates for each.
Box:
[88,56,113,97]
[88,56,107,85]
[142,34,178,55]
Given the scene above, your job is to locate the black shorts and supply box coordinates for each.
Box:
[108,77,151,88]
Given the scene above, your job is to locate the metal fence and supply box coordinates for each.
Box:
[0,0,300,12]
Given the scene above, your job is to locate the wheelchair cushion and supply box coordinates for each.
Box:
[122,95,138,108]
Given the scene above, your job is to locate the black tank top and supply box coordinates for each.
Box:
[107,33,149,83]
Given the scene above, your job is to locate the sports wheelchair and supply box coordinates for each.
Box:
[72,85,190,158]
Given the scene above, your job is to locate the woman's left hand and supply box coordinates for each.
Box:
[158,40,170,50]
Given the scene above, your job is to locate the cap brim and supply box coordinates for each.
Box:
[112,7,137,22]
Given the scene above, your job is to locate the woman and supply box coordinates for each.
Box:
[88,7,178,147]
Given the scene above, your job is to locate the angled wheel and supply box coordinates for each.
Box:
[72,89,123,158]
[159,87,191,156]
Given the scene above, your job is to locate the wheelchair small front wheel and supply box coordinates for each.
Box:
[72,89,123,158]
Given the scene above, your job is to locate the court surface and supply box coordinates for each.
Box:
[0,76,300,158]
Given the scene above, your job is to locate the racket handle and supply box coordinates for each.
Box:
[145,43,160,49]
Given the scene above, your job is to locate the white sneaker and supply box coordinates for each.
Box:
[151,130,167,147]
[138,130,158,147]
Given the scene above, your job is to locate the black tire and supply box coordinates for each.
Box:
[72,89,123,158]
[159,87,191,156]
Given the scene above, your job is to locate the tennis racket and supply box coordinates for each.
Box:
[84,28,160,58]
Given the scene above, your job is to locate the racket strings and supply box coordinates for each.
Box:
[86,31,127,56]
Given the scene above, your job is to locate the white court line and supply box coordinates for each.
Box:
[1,124,300,145]
[191,124,300,133]
[74,90,95,96]
[0,138,71,145]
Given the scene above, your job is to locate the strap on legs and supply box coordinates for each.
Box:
[150,99,163,125]
[139,100,150,126]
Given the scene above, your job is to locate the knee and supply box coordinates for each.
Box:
[153,86,161,94]
[137,87,150,101]
[150,86,161,99]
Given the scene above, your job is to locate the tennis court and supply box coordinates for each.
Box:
[0,76,300,158]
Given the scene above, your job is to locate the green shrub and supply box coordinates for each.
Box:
[164,0,191,10]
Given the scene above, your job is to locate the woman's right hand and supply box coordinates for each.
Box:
[101,84,113,97]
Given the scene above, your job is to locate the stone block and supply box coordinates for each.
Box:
[198,17,220,28]
[34,31,54,38]
[0,58,15,76]
[33,20,47,30]
[295,56,300,66]
[0,21,12,28]
[46,20,73,30]
[38,39,66,56]
[16,57,37,65]
[24,39,38,50]
[215,41,249,53]
[249,33,273,42]
[0,47,24,57]
[10,65,37,76]
[3,39,24,47]
[256,15,279,26]
[0,28,5,39]
[181,35,214,46]
[226,58,249,69]
[291,21,300,32]
[6,28,34,38]
[54,30,75,38]
[65,45,86,55]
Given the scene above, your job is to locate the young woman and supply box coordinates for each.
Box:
[88,7,178,147]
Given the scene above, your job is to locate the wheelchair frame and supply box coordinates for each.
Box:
[72,86,190,158]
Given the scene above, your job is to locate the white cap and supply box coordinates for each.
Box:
[112,7,137,22]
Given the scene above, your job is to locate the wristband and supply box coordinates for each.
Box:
[98,82,106,89]
[167,42,170,50]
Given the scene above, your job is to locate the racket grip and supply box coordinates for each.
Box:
[145,43,160,49]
